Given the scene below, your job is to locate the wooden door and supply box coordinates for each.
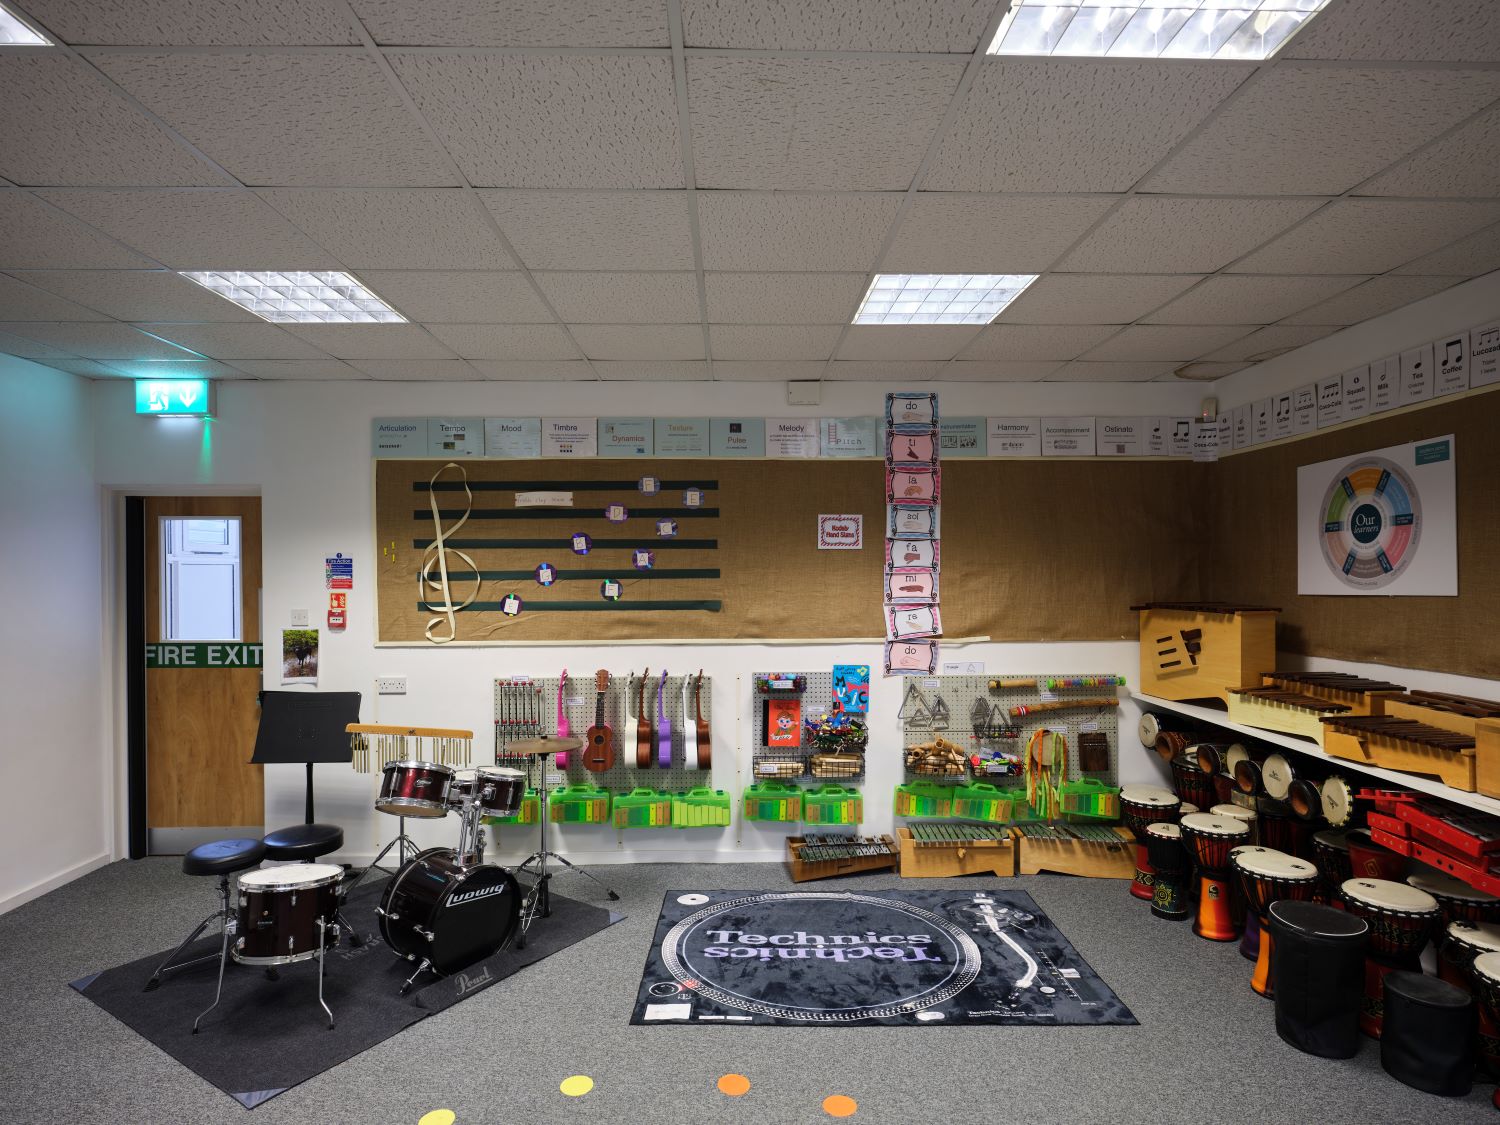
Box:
[144,497,263,850]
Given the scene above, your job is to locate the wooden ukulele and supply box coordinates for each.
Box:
[636,668,652,768]
[581,669,615,773]
[694,669,711,770]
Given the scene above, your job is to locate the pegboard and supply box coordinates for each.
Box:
[493,672,714,794]
[899,673,1122,793]
[750,671,866,783]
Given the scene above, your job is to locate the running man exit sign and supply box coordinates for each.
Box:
[134,378,216,417]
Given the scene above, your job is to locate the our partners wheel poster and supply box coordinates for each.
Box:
[1297,435,1456,596]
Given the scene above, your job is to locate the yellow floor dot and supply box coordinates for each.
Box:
[559,1075,594,1097]
[717,1074,751,1097]
[418,1111,456,1125]
[823,1094,858,1117]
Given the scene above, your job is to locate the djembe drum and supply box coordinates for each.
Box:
[1146,822,1189,921]
[1170,753,1217,811]
[1471,951,1500,1106]
[1120,785,1180,902]
[1234,848,1320,998]
[1231,844,1263,961]
[1213,804,1258,940]
[1181,813,1250,942]
[1439,920,1500,1079]
[1410,870,1500,928]
[1312,829,1353,904]
[1340,877,1441,1038]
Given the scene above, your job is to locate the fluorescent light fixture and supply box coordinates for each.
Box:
[987,0,1332,60]
[0,2,50,44]
[852,274,1039,325]
[179,270,406,324]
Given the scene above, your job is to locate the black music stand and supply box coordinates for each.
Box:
[252,690,363,822]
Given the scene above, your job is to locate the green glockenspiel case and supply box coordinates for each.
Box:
[613,788,673,829]
[743,781,802,822]
[548,784,611,825]
[672,787,732,828]
[803,784,862,826]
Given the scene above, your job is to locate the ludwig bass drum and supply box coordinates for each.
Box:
[378,848,521,975]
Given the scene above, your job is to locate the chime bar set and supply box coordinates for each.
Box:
[347,724,473,773]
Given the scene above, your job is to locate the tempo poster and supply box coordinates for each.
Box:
[1296,435,1457,597]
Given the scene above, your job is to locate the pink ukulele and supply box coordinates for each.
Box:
[554,669,570,768]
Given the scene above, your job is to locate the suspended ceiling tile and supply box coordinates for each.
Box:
[569,324,705,361]
[698,193,903,272]
[836,325,982,361]
[710,324,842,361]
[0,274,111,321]
[711,360,826,381]
[468,359,594,380]
[883,194,1114,273]
[37,189,336,269]
[282,323,459,359]
[1392,221,1500,276]
[0,193,154,269]
[0,56,220,188]
[1057,197,1325,273]
[134,322,332,359]
[942,360,1065,381]
[923,60,1247,193]
[594,361,712,380]
[353,270,552,323]
[1079,324,1256,362]
[1046,361,1178,382]
[0,321,199,359]
[1143,275,1365,325]
[480,191,695,270]
[533,271,701,324]
[688,57,964,191]
[93,357,245,378]
[41,358,126,377]
[91,52,454,188]
[11,268,257,320]
[1362,105,1500,198]
[21,0,358,45]
[682,0,995,51]
[389,54,682,189]
[1279,275,1467,326]
[353,0,668,46]
[1230,200,1500,275]
[0,329,76,359]
[957,323,1119,362]
[995,273,1202,325]
[1200,324,1341,363]
[1284,0,1500,62]
[1159,362,1250,381]
[348,358,482,380]
[704,272,868,324]
[827,360,944,380]
[229,359,368,379]
[422,323,578,360]
[258,189,514,270]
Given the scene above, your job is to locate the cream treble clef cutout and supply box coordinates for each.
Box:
[420,462,480,643]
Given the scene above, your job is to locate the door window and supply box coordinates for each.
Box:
[161,517,242,640]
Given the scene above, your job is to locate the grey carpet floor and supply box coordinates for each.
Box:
[1,858,1491,1125]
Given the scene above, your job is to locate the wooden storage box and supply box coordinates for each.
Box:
[785,835,899,883]
[1133,602,1278,704]
[1014,826,1135,879]
[897,827,1016,879]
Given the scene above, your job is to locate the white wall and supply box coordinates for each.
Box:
[91,377,1199,866]
[0,356,109,911]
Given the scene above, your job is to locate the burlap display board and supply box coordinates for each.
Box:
[1205,392,1500,679]
[374,457,1206,644]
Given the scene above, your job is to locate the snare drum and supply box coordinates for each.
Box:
[233,863,342,965]
[451,767,527,818]
[1120,785,1181,901]
[377,759,455,818]
[1181,813,1250,942]
[1146,822,1189,922]
[1169,753,1217,811]
[1339,877,1441,1038]
[1409,870,1500,928]
[1234,848,1319,998]
[1312,829,1353,904]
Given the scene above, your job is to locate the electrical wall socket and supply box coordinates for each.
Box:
[289,608,309,626]
[377,677,407,695]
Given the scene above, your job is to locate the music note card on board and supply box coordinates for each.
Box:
[885,639,939,676]
[886,466,939,504]
[886,604,942,641]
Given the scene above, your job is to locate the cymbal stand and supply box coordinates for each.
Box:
[514,757,618,949]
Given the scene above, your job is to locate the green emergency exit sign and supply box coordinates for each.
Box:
[146,643,262,668]
[134,378,216,417]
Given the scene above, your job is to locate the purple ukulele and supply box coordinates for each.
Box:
[656,669,672,768]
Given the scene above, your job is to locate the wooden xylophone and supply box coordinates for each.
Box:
[346,723,474,772]
[1012,823,1126,844]
[1320,715,1477,791]
[1227,687,1350,745]
[786,834,899,882]
[1261,672,1405,716]
[797,834,899,862]
[909,823,1010,847]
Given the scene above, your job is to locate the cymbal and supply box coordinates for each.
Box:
[506,735,583,756]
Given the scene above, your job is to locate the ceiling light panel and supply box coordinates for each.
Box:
[853,274,1039,325]
[179,271,406,324]
[988,1,1331,61]
[0,4,50,44]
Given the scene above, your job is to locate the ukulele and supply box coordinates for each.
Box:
[582,669,614,773]
[694,670,711,771]
[656,669,672,768]
[554,668,570,768]
[636,668,652,768]
[682,675,698,770]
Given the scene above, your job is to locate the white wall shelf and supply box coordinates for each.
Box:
[1131,691,1500,819]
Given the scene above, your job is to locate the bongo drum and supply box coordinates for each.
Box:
[1287,777,1323,823]
[1181,813,1251,942]
[1170,753,1217,811]
[1409,870,1500,928]
[1261,753,1295,802]
[1470,951,1500,1105]
[1234,848,1319,998]
[1120,785,1181,901]
[1339,877,1441,1038]
[1233,756,1263,799]
[1347,828,1407,882]
[1312,829,1353,904]
[1146,822,1189,921]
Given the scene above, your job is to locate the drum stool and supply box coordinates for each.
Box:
[143,838,265,995]
[1380,971,1476,1097]
[261,823,363,948]
[1268,900,1368,1059]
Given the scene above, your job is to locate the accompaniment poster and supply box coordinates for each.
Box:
[1296,435,1457,596]
[884,392,940,675]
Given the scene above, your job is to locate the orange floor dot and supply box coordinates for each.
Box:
[559,1075,594,1097]
[717,1074,751,1096]
[823,1094,858,1117]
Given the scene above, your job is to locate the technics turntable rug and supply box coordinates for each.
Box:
[631,888,1136,1027]
[70,881,623,1109]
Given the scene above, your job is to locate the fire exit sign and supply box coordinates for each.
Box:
[134,378,216,417]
